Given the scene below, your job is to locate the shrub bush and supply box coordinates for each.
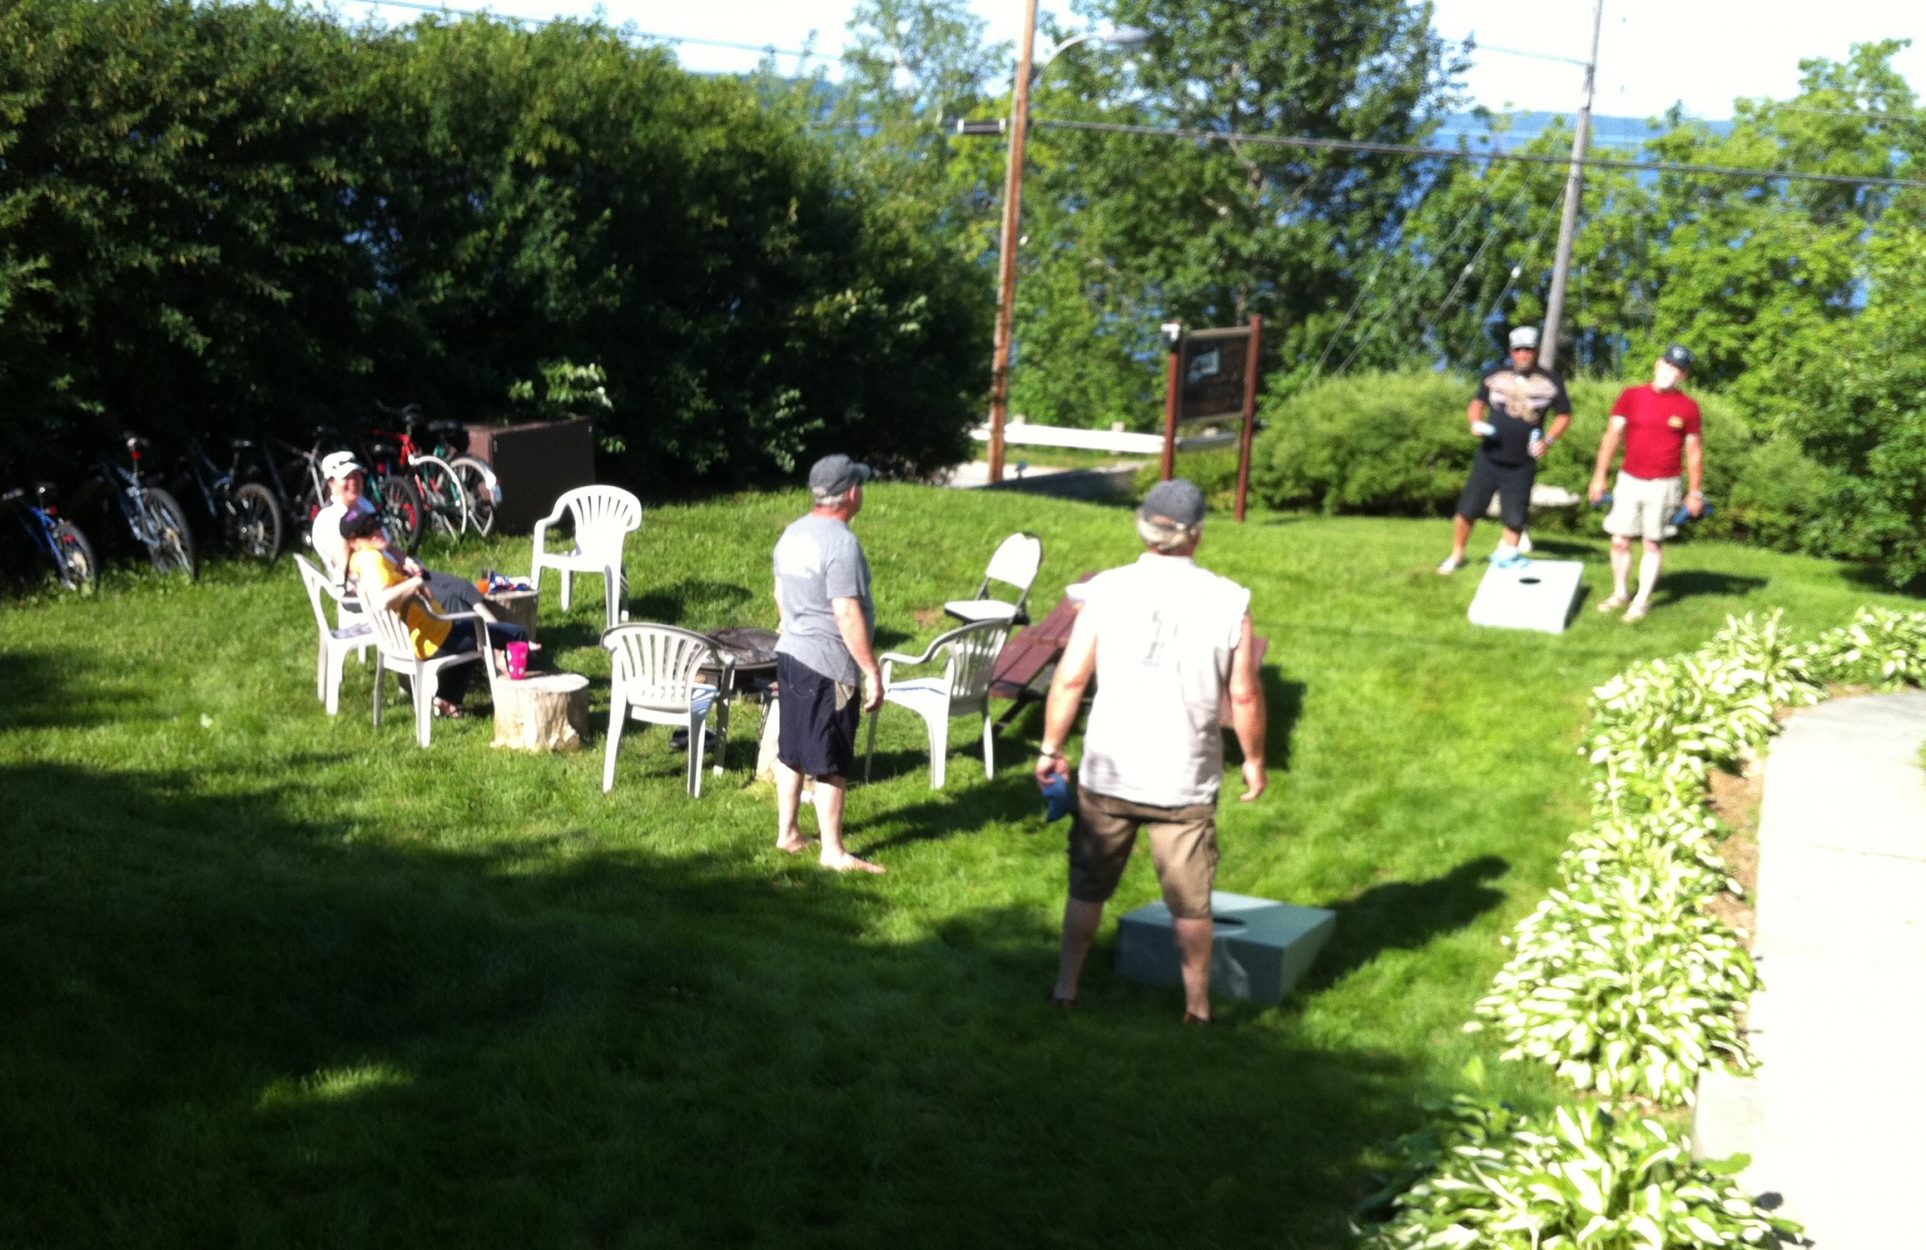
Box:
[1247,371,1771,538]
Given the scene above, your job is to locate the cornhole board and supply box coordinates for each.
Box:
[1466,559,1584,635]
[1116,890,1335,1005]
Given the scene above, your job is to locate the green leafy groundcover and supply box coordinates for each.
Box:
[1358,1064,1800,1249]
[1365,607,1926,1244]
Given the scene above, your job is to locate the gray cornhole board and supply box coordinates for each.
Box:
[1466,558,1584,635]
[1116,891,1335,1005]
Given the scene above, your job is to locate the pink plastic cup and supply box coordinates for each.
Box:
[506,641,529,680]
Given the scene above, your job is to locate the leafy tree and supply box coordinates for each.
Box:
[991,0,1466,428]
[0,0,376,469]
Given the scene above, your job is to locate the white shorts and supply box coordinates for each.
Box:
[1603,472,1684,542]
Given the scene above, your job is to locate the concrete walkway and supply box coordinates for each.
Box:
[1695,691,1926,1248]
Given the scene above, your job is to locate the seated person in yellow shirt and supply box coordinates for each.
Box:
[342,511,530,718]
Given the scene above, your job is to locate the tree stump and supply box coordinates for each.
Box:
[492,671,589,752]
[483,588,541,641]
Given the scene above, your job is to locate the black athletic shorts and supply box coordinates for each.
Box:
[775,653,861,780]
[1455,454,1534,531]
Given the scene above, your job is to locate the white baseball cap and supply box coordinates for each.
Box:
[321,451,366,481]
[1508,326,1540,350]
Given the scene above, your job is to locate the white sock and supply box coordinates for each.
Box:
[1633,550,1662,603]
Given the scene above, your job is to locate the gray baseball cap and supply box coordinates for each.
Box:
[1139,478,1206,528]
[808,453,871,499]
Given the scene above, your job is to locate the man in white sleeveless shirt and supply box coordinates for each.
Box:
[1035,479,1268,1023]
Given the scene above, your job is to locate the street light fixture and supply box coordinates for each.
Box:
[970,5,1149,483]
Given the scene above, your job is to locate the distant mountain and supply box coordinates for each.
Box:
[1432,110,1732,155]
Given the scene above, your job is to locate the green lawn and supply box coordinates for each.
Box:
[2,486,1911,1248]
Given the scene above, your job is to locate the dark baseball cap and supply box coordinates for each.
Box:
[1139,478,1206,528]
[1662,343,1695,373]
[808,453,871,498]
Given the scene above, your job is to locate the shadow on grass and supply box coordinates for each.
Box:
[0,645,159,731]
[1656,569,1768,605]
[1,756,1453,1249]
[1263,674,1306,773]
[627,577,755,627]
[1305,854,1511,991]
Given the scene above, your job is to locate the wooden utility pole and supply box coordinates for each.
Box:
[1540,0,1606,371]
[984,0,1040,485]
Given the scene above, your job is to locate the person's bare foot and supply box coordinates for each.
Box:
[775,835,814,855]
[820,851,885,874]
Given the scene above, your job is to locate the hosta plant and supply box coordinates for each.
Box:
[1563,808,1738,900]
[1359,1072,1802,1249]
[1590,651,1778,770]
[1698,610,1824,710]
[1806,606,1926,690]
[1470,869,1759,1106]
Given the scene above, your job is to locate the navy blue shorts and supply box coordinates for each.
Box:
[775,653,860,780]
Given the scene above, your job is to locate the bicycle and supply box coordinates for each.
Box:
[73,436,197,580]
[0,480,98,594]
[370,404,467,541]
[273,427,423,553]
[408,410,501,537]
[175,437,286,563]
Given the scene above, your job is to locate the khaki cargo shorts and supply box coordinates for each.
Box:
[1067,788,1219,919]
[1603,472,1685,542]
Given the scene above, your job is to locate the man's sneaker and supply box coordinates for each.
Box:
[1489,546,1530,570]
[1621,601,1650,624]
[1517,533,1534,555]
[1437,554,1468,575]
[1596,593,1630,614]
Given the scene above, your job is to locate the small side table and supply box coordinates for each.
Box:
[492,671,589,752]
[483,588,541,642]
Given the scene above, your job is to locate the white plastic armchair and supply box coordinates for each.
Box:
[864,618,1012,789]
[602,623,733,798]
[944,532,1043,626]
[529,486,642,631]
[294,553,374,716]
[366,596,498,749]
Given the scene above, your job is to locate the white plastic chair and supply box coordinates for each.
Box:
[529,486,642,631]
[864,618,1012,789]
[602,623,734,798]
[944,532,1043,626]
[293,553,374,716]
[366,597,497,749]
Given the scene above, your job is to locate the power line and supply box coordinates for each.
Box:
[1031,116,1926,191]
[1445,34,1589,68]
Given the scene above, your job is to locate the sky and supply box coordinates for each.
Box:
[337,0,1924,121]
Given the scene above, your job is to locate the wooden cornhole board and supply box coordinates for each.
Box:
[492,671,589,752]
[1466,559,1584,635]
[1116,890,1335,1005]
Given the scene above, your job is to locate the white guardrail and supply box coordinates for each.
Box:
[967,422,1237,453]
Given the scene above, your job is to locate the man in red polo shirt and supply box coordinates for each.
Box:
[1587,344,1704,623]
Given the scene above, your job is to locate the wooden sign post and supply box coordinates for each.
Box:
[1159,316,1264,521]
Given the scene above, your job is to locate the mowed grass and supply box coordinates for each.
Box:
[2,485,1912,1249]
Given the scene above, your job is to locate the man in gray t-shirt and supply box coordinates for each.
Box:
[770,453,885,874]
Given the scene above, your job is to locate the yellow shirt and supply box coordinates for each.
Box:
[349,549,452,658]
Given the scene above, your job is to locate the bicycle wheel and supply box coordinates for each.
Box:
[378,474,425,553]
[449,454,499,537]
[413,455,469,540]
[142,487,199,580]
[227,482,285,562]
[51,520,99,594]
